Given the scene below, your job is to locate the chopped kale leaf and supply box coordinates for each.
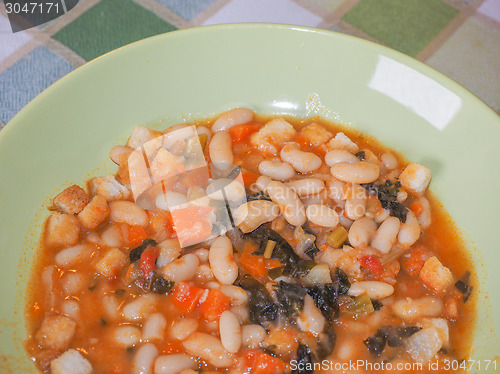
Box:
[362,180,408,223]
[129,239,157,262]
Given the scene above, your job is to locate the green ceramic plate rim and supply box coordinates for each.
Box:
[1,23,499,373]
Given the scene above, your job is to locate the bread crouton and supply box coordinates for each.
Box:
[419,256,453,295]
[297,123,333,147]
[126,125,162,149]
[35,315,76,350]
[89,174,131,202]
[53,185,89,215]
[50,349,92,374]
[45,212,80,248]
[326,132,359,153]
[77,195,110,230]
[250,118,296,154]
[399,163,431,196]
[96,248,128,278]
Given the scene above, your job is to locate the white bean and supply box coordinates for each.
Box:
[113,325,142,347]
[62,273,85,296]
[325,149,359,166]
[241,325,266,348]
[206,178,245,201]
[371,217,401,254]
[212,108,254,132]
[375,208,390,224]
[398,210,421,248]
[194,248,209,263]
[169,318,199,341]
[327,179,348,202]
[280,143,322,173]
[55,244,90,268]
[220,285,249,306]
[156,239,182,268]
[101,224,122,247]
[196,264,214,282]
[154,354,196,374]
[330,161,380,184]
[285,178,325,197]
[316,247,344,269]
[348,217,377,247]
[182,332,233,368]
[416,197,432,229]
[209,131,233,171]
[397,190,408,203]
[266,181,306,226]
[162,254,200,283]
[132,343,158,374]
[230,305,250,324]
[258,160,295,181]
[122,294,159,321]
[348,281,394,299]
[209,236,238,285]
[381,152,398,170]
[234,200,280,233]
[103,295,120,320]
[254,175,271,192]
[297,295,325,337]
[110,145,133,165]
[305,204,339,228]
[196,126,212,143]
[391,296,443,322]
[219,311,242,353]
[110,201,148,226]
[142,313,166,341]
[61,299,80,320]
[344,185,367,220]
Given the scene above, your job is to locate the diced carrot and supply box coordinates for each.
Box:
[240,253,267,279]
[127,225,147,247]
[229,123,260,143]
[200,289,231,321]
[162,341,183,354]
[140,246,158,277]
[253,351,286,374]
[171,282,204,314]
[171,205,214,246]
[360,255,383,276]
[241,169,259,188]
[237,350,286,374]
[410,200,425,216]
[265,259,282,270]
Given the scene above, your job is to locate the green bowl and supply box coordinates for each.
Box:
[1,24,499,373]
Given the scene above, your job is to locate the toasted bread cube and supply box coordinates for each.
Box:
[126,125,162,149]
[77,195,110,230]
[297,123,333,147]
[96,248,128,278]
[35,315,76,350]
[250,118,296,154]
[89,174,131,202]
[419,256,453,295]
[399,163,431,196]
[50,349,92,374]
[326,132,359,153]
[45,212,80,248]
[53,185,90,215]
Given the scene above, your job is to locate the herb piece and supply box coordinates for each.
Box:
[88,275,100,291]
[100,318,107,327]
[129,239,157,262]
[372,299,383,310]
[326,227,348,249]
[297,226,320,259]
[341,293,374,319]
[239,274,278,327]
[364,325,421,356]
[363,329,387,357]
[316,322,337,360]
[245,226,315,277]
[268,266,284,280]
[150,273,174,294]
[455,271,473,302]
[292,344,314,374]
[363,180,408,223]
[114,289,126,297]
[246,191,272,202]
[274,281,306,321]
[355,151,366,160]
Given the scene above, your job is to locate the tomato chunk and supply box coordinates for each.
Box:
[128,225,147,247]
[229,123,260,143]
[237,350,286,374]
[360,255,383,276]
[140,246,158,277]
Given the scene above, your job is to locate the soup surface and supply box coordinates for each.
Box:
[25,108,475,374]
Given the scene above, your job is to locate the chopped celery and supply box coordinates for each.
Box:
[341,293,374,319]
[326,226,348,248]
[263,240,277,259]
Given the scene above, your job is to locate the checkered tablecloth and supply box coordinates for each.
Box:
[1,0,499,130]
